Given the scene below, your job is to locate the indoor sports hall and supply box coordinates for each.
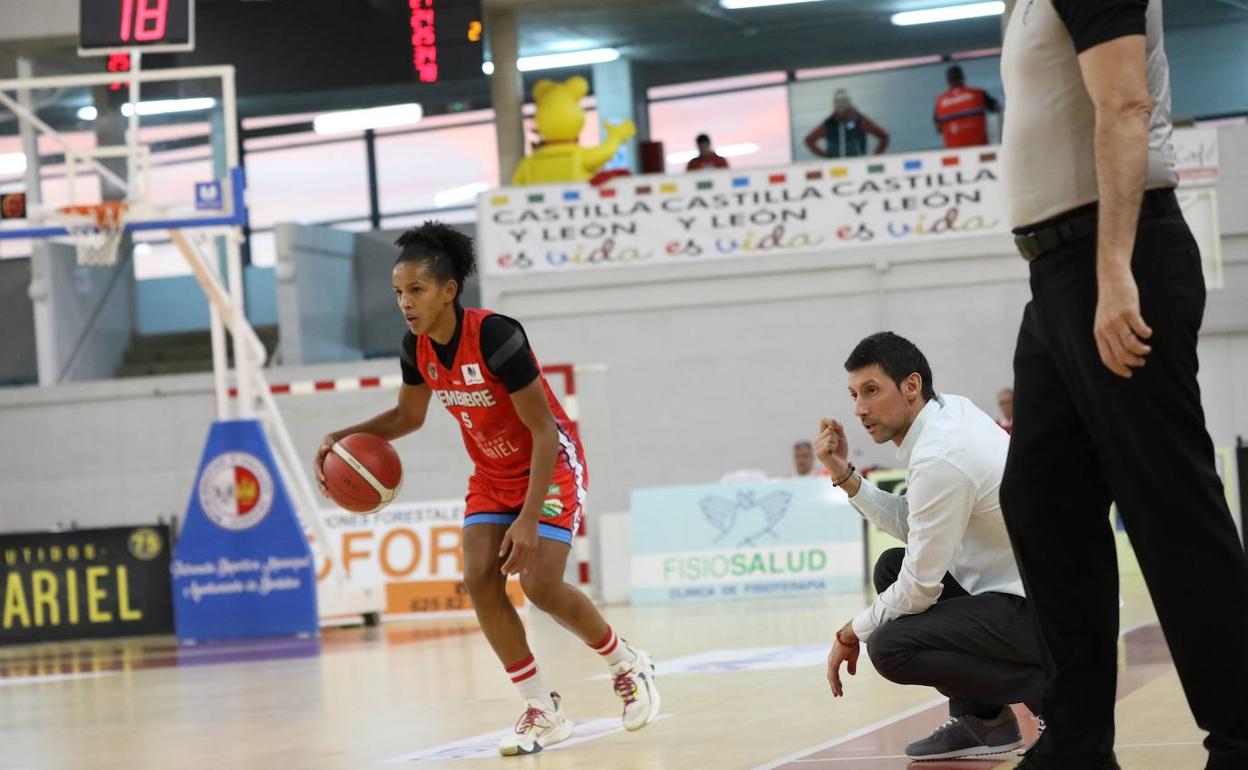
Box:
[1,2,1246,769]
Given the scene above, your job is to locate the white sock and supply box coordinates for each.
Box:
[590,627,637,668]
[506,654,554,710]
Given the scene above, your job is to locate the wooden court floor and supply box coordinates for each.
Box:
[0,574,1205,770]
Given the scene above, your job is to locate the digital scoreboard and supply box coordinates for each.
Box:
[79,0,195,56]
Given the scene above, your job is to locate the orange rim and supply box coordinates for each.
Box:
[58,202,128,229]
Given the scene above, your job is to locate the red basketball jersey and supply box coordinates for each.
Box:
[415,308,588,494]
[935,86,991,148]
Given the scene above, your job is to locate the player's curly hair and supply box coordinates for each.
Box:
[394,221,477,299]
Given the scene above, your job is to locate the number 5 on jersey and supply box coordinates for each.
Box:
[460,412,473,429]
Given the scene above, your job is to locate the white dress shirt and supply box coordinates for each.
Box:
[849,394,1025,642]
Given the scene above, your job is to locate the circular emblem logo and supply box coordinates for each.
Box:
[426,363,439,381]
[198,452,275,531]
[128,527,164,560]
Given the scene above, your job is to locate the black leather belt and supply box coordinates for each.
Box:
[1013,188,1181,262]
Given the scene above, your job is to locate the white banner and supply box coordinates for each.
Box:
[631,542,862,598]
[1173,126,1219,186]
[478,146,1008,275]
[310,500,525,617]
[630,479,863,605]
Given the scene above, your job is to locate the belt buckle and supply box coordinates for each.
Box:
[1014,232,1042,262]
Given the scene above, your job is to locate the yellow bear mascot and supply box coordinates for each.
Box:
[511,76,637,186]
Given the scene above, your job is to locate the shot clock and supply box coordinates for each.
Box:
[79,0,194,56]
[410,0,485,84]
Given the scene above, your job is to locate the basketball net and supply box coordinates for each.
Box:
[56,202,129,267]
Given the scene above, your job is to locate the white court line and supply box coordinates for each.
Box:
[379,714,673,763]
[785,739,1203,763]
[0,671,118,687]
[792,758,907,764]
[790,755,1008,763]
[757,622,1172,768]
[750,696,947,770]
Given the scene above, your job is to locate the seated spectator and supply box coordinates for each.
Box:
[996,387,1014,434]
[686,134,730,171]
[805,89,889,158]
[793,440,830,478]
[933,65,1001,148]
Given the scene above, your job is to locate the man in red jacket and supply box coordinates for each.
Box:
[686,134,730,171]
[934,66,1001,148]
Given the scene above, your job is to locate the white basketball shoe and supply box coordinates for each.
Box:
[610,646,662,731]
[497,693,573,757]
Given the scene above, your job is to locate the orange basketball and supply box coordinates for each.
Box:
[1,193,26,220]
[322,433,403,514]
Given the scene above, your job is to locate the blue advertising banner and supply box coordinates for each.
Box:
[173,420,318,641]
[630,478,862,605]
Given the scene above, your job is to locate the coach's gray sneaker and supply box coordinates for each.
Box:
[904,707,1023,761]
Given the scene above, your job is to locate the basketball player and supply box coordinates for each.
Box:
[313,222,660,756]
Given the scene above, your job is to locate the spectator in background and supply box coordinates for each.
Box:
[686,133,730,171]
[805,88,889,158]
[934,65,1000,149]
[793,440,828,478]
[996,388,1014,434]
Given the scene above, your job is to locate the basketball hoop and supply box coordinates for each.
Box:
[56,202,129,267]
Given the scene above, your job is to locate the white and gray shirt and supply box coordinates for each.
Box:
[849,394,1025,642]
[1000,0,1178,229]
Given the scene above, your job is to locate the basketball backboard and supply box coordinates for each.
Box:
[0,64,245,264]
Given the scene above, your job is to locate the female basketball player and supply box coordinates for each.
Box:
[313,222,659,756]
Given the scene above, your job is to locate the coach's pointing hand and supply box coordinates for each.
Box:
[815,419,850,478]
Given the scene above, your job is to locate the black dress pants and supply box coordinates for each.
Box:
[999,201,1248,770]
[869,547,1045,718]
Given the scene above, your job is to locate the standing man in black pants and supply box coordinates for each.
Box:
[999,2,1248,769]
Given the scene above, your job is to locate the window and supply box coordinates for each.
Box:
[375,116,500,216]
[245,133,371,228]
[649,86,792,174]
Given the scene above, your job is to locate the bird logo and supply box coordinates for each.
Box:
[699,489,793,547]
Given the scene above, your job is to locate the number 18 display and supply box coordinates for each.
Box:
[79,0,194,56]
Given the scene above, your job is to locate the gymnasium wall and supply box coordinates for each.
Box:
[0,125,1245,534]
[482,124,1248,515]
[135,267,278,335]
[0,359,474,532]
[274,223,364,364]
[0,257,36,385]
[44,241,135,383]
[0,0,75,48]
[275,225,482,365]
[1193,125,1248,463]
[1167,19,1248,121]
[0,245,134,384]
[75,15,1246,340]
